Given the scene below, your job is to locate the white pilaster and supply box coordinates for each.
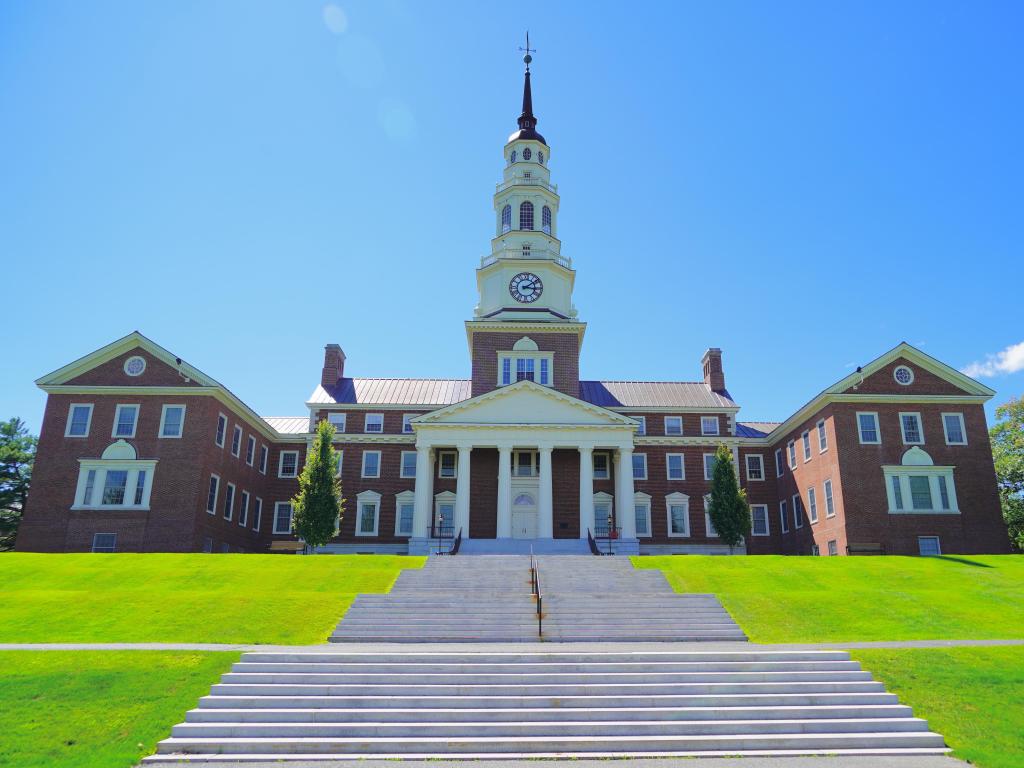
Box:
[578,444,593,539]
[412,445,433,538]
[538,444,553,539]
[455,443,472,539]
[496,444,513,538]
[616,445,637,539]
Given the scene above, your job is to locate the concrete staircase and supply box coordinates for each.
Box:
[145,648,949,760]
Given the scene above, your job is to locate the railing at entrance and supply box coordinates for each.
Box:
[431,525,455,556]
[587,528,603,556]
[529,547,543,637]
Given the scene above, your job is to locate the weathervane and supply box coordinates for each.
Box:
[519,31,536,71]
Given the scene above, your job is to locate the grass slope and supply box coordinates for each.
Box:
[633,554,1024,642]
[0,553,423,644]
[853,647,1024,768]
[0,650,236,768]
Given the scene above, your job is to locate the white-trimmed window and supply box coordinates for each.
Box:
[158,405,185,438]
[812,543,821,556]
[751,504,769,536]
[857,412,880,444]
[230,425,242,457]
[395,491,415,537]
[701,416,719,436]
[918,536,941,556]
[666,492,690,537]
[634,416,646,436]
[703,452,717,481]
[112,404,139,438]
[438,450,457,478]
[206,475,219,514]
[593,452,610,480]
[362,450,381,479]
[775,448,784,477]
[72,445,156,511]
[900,412,924,445]
[787,441,796,469]
[245,435,256,465]
[802,431,811,462]
[807,487,818,524]
[238,490,250,527]
[817,419,828,452]
[779,499,789,533]
[355,490,381,536]
[278,450,299,478]
[828,539,839,556]
[634,492,652,538]
[942,413,967,445]
[666,453,685,481]
[223,482,235,520]
[66,404,94,437]
[364,413,384,433]
[215,413,227,447]
[664,416,683,436]
[703,493,718,538]
[273,502,293,534]
[894,365,915,385]
[746,454,764,481]
[400,451,417,478]
[884,466,959,514]
[327,412,347,432]
[824,479,836,518]
[91,533,117,553]
[253,497,263,532]
[434,492,456,535]
[498,352,554,387]
[402,414,416,434]
[593,492,613,536]
[632,453,647,480]
[259,445,268,474]
[334,450,343,477]
[793,493,804,529]
[514,450,537,477]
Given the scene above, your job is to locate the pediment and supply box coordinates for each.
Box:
[830,343,994,398]
[415,380,637,427]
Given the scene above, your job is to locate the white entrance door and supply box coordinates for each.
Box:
[511,492,538,539]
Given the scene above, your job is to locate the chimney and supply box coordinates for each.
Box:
[321,344,346,389]
[702,348,725,393]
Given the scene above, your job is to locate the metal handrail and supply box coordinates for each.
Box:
[529,546,543,637]
[587,528,603,556]
[447,528,462,556]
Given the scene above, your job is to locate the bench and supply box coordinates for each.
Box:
[268,540,306,553]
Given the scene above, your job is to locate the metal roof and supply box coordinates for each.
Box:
[579,381,739,409]
[310,379,473,406]
[263,416,309,434]
[736,421,781,439]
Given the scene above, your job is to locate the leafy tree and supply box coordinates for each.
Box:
[990,397,1024,552]
[707,443,751,551]
[291,419,345,550]
[0,418,38,551]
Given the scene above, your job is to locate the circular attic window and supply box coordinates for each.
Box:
[124,356,147,377]
[893,365,914,386]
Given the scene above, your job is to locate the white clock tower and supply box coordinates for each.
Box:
[474,44,577,323]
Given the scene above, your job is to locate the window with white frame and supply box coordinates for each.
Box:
[857,412,880,444]
[918,536,941,556]
[259,445,268,474]
[634,416,646,436]
[828,539,838,556]
[92,532,117,553]
[666,493,689,537]
[703,494,718,537]
[497,353,553,386]
[206,475,219,514]
[435,492,456,534]
[223,483,235,520]
[812,543,821,556]
[817,419,828,452]
[793,493,804,529]
[666,454,685,480]
[703,453,717,481]
[632,453,647,480]
[802,431,811,462]
[402,414,416,434]
[327,412,347,432]
[884,465,958,514]
[245,436,255,465]
[215,413,227,447]
[780,499,789,533]
[231,425,242,457]
[252,497,262,531]
[73,444,156,511]
[278,450,299,477]
[395,491,415,537]
[746,454,764,481]
[66,403,94,437]
[751,504,769,536]
[519,200,534,230]
[514,450,537,477]
[362,450,381,478]
[664,416,683,436]
[159,405,185,438]
[593,493,613,536]
[400,451,417,478]
[356,491,381,536]
[942,413,967,445]
[807,487,818,523]
[775,448,784,477]
[273,502,293,534]
[593,452,610,480]
[438,450,457,478]
[701,416,719,436]
[787,441,796,469]
[112,404,139,438]
[542,205,552,234]
[634,493,652,538]
[334,450,343,477]
[824,478,836,517]
[501,203,511,232]
[364,413,384,433]
[238,490,249,527]
[899,412,924,445]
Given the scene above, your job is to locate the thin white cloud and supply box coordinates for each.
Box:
[962,341,1024,378]
[323,4,348,35]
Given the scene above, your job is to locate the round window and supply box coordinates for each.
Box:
[124,356,147,377]
[893,365,914,385]
[510,150,517,163]
[523,147,532,160]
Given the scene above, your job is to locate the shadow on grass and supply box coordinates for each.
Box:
[936,555,994,568]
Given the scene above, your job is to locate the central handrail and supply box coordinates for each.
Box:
[529,547,543,637]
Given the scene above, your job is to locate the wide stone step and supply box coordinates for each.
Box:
[220,671,874,685]
[240,651,848,663]
[231,660,863,674]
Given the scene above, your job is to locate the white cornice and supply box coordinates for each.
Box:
[610,405,741,414]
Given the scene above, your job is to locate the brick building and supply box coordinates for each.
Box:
[17,57,1009,557]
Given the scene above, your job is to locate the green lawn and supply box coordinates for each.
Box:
[0,650,236,768]
[853,647,1024,768]
[633,554,1024,642]
[0,553,424,644]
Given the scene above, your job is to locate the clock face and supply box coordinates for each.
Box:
[509,272,543,303]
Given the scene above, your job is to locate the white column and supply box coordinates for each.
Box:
[455,443,472,539]
[578,444,593,539]
[616,445,637,539]
[538,444,553,539]
[496,444,513,538]
[412,445,433,538]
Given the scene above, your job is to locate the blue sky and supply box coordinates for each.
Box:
[2,0,1022,434]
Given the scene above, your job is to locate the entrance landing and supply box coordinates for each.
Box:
[458,538,589,555]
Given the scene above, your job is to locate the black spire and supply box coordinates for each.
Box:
[509,32,546,145]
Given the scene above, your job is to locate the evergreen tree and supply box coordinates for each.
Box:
[707,443,751,552]
[990,397,1024,551]
[292,419,344,549]
[0,417,37,551]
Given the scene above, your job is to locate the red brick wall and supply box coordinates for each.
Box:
[846,358,973,397]
[624,412,731,438]
[552,449,581,538]
[470,331,581,398]
[66,348,202,388]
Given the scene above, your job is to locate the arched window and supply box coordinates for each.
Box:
[501,204,511,233]
[519,201,534,230]
[541,205,551,234]
[510,150,517,163]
